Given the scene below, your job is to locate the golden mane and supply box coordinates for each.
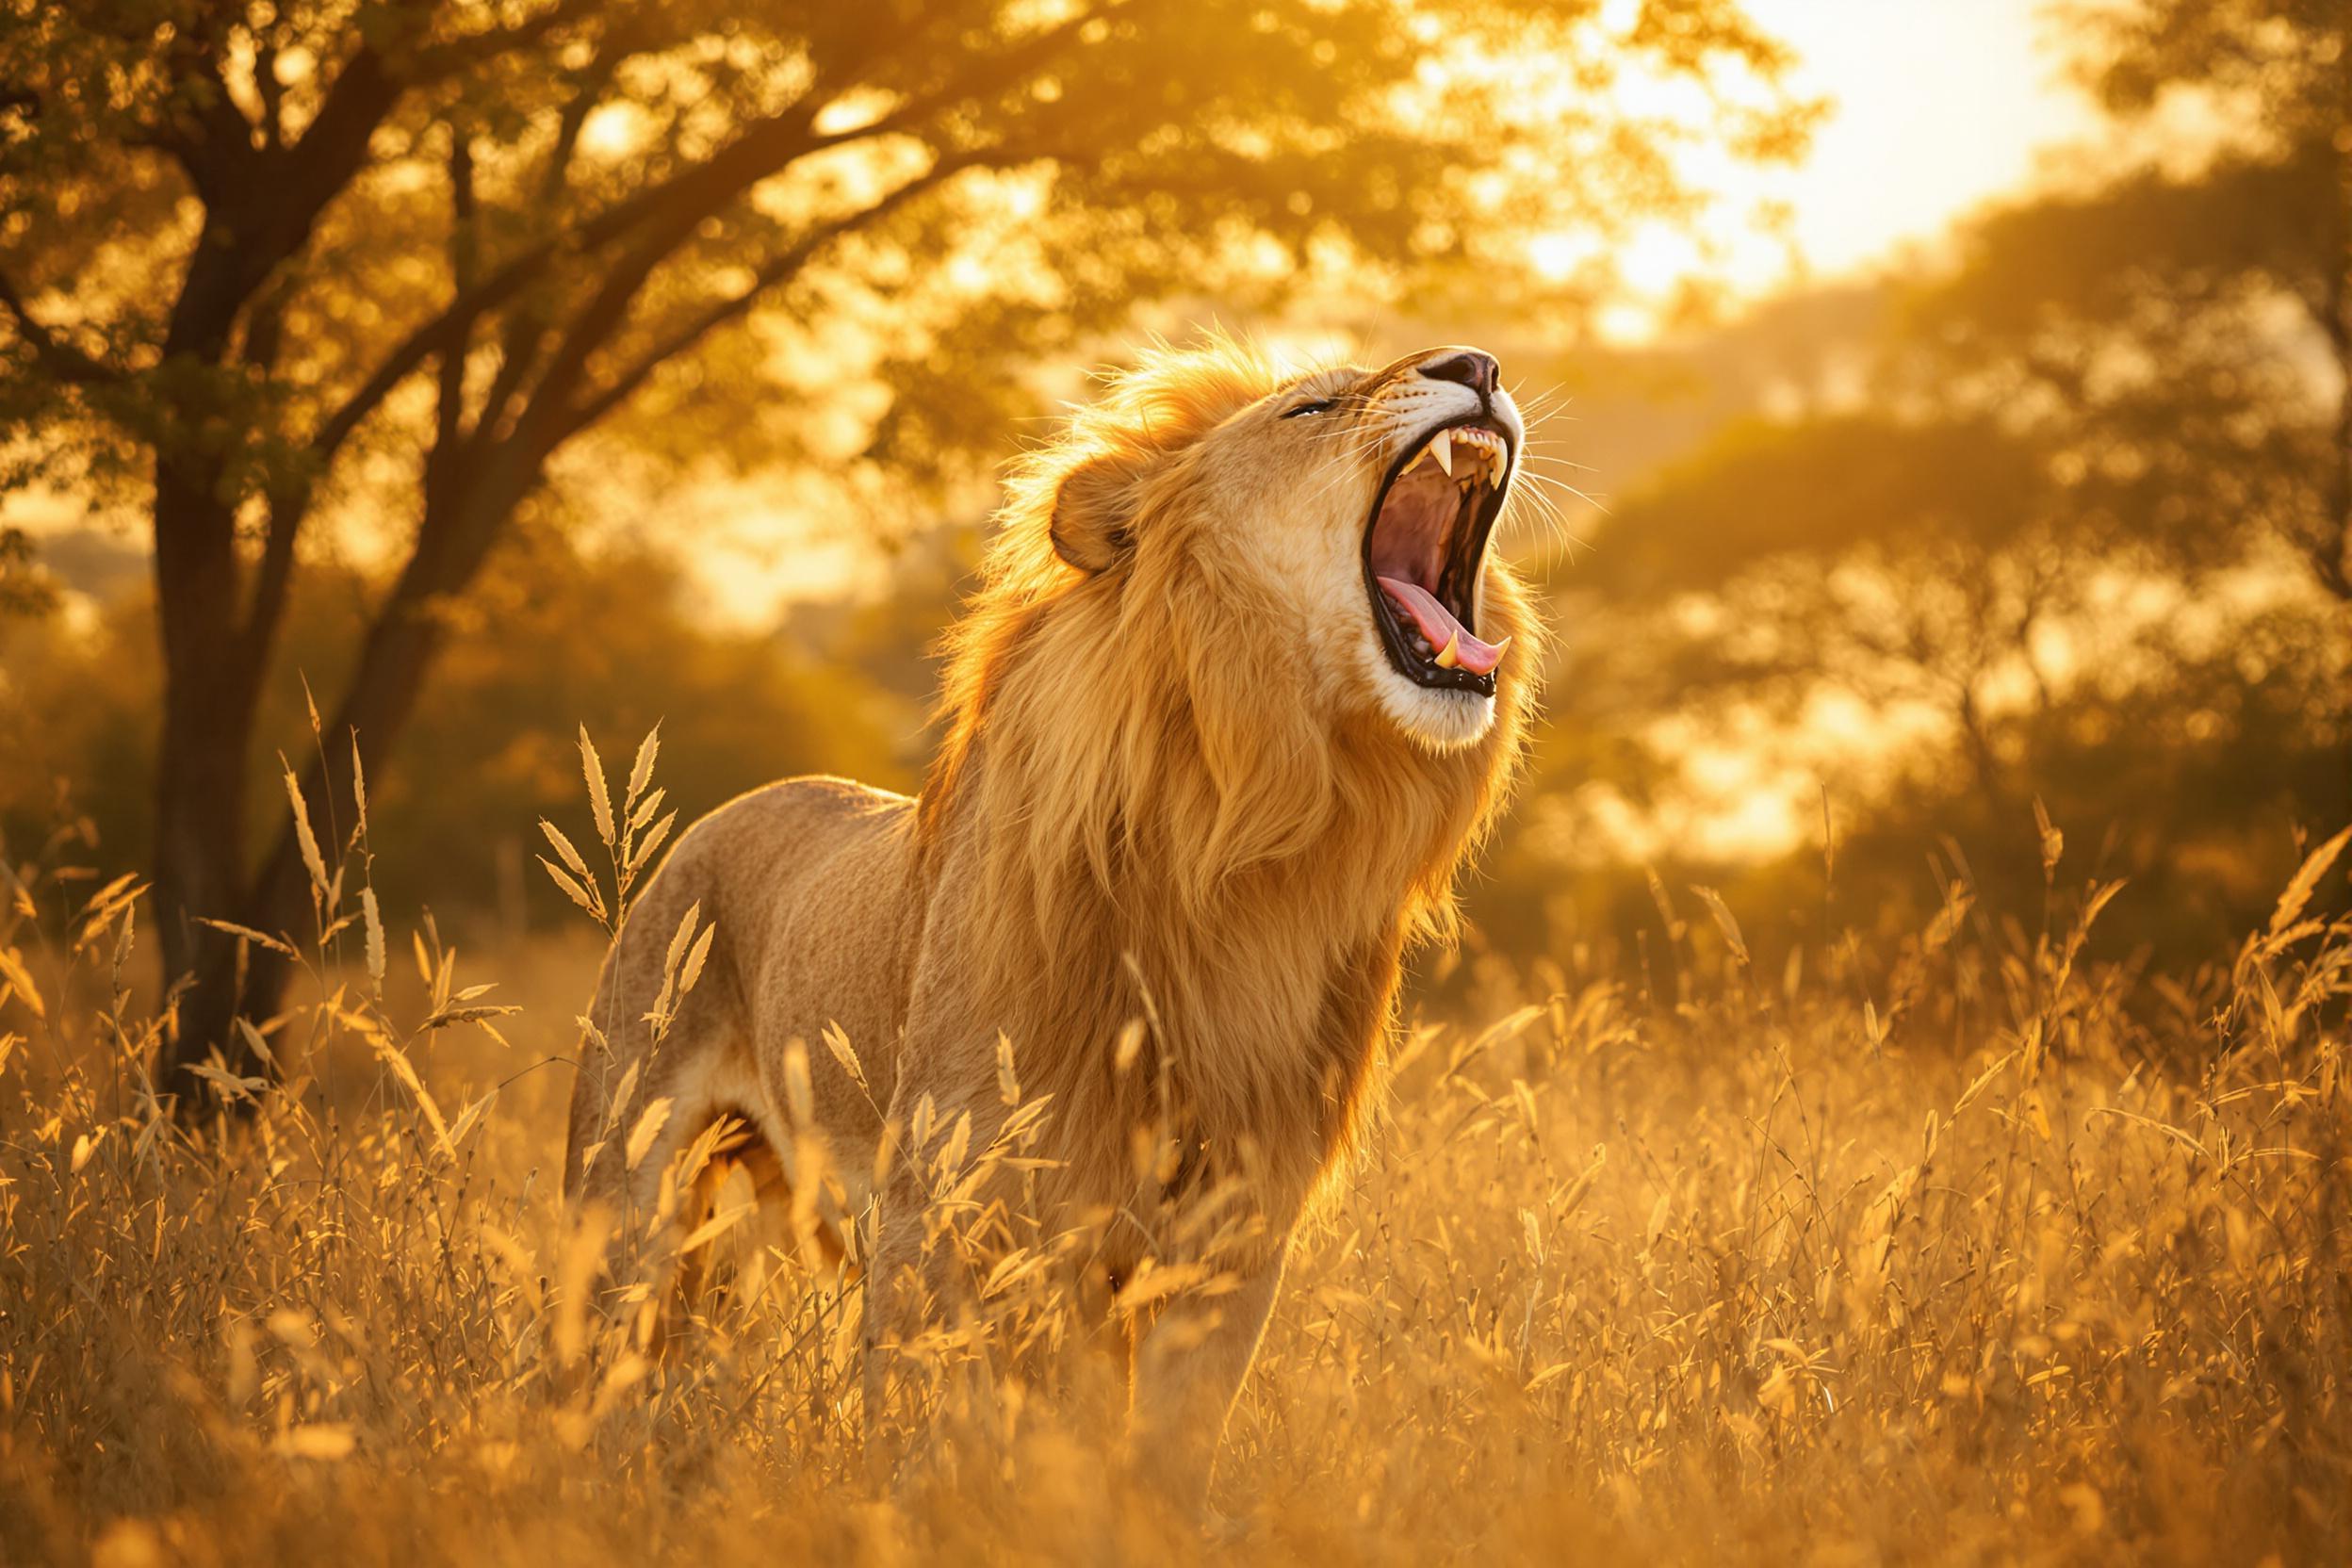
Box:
[915,336,1540,1217]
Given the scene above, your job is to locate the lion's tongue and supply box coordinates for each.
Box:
[1378,578,1503,676]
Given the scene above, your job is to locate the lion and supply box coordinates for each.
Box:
[564,336,1539,1501]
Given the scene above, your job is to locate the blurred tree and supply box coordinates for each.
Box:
[1494,0,2351,971]
[0,0,1811,1087]
[0,526,911,931]
[0,527,55,618]
[1576,414,2083,834]
[1926,0,2348,612]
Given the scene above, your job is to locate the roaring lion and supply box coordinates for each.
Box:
[565,337,1538,1497]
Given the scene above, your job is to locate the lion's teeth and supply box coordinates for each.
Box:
[1434,629,1462,668]
[1490,635,1511,660]
[1429,431,1453,477]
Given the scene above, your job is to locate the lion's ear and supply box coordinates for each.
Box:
[1048,455,1137,573]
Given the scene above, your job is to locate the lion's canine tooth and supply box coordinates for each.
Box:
[1429,430,1453,477]
[1491,635,1511,660]
[1434,629,1462,668]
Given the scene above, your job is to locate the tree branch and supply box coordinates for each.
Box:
[502,9,1120,456]
[433,127,479,473]
[254,35,286,153]
[307,6,1111,470]
[469,40,634,443]
[537,36,630,205]
[0,267,123,385]
[555,154,992,441]
[150,17,263,203]
[302,99,845,463]
[405,0,602,84]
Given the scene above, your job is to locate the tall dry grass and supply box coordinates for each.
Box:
[2,736,2346,1565]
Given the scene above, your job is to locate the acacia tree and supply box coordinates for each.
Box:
[0,0,1804,1088]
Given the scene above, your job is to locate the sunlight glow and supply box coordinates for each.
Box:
[576,104,644,162]
[1585,0,2101,339]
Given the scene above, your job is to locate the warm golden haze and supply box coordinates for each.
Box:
[2,0,2348,1560]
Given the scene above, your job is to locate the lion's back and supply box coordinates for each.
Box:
[564,775,919,1198]
[679,774,912,893]
[675,776,923,1110]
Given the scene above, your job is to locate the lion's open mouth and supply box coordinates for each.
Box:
[1363,420,1512,695]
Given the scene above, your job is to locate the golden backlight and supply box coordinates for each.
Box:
[1,0,2344,1561]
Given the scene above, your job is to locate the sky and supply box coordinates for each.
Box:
[1743,0,2098,277]
[1584,0,2102,336]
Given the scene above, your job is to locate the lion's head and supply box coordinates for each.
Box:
[1015,337,1534,753]
[926,335,1540,934]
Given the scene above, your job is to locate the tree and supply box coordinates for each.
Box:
[1924,0,2349,608]
[0,526,55,617]
[0,530,918,928]
[1576,412,2069,814]
[1492,0,2352,960]
[0,0,1808,1090]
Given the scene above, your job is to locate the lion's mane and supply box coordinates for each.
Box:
[913,337,1540,1232]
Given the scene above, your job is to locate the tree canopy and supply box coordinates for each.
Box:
[1489,0,2350,964]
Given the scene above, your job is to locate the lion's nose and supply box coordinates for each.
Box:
[1417,349,1499,398]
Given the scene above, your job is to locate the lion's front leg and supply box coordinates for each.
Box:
[1126,1242,1288,1510]
[858,1161,948,1468]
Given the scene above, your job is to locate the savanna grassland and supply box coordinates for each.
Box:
[2,744,2347,1567]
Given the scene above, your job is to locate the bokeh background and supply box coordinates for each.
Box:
[1,0,2344,1027]
[6,8,2352,1562]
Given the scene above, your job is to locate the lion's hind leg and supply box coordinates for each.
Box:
[669,1110,855,1332]
[562,860,768,1341]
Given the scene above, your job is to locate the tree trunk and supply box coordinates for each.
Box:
[150,455,271,1090]
[2332,95,2351,822]
[155,450,545,1098]
[2324,89,2343,799]
[2337,57,2352,593]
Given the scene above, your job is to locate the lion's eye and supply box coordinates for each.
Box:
[1282,398,1337,419]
